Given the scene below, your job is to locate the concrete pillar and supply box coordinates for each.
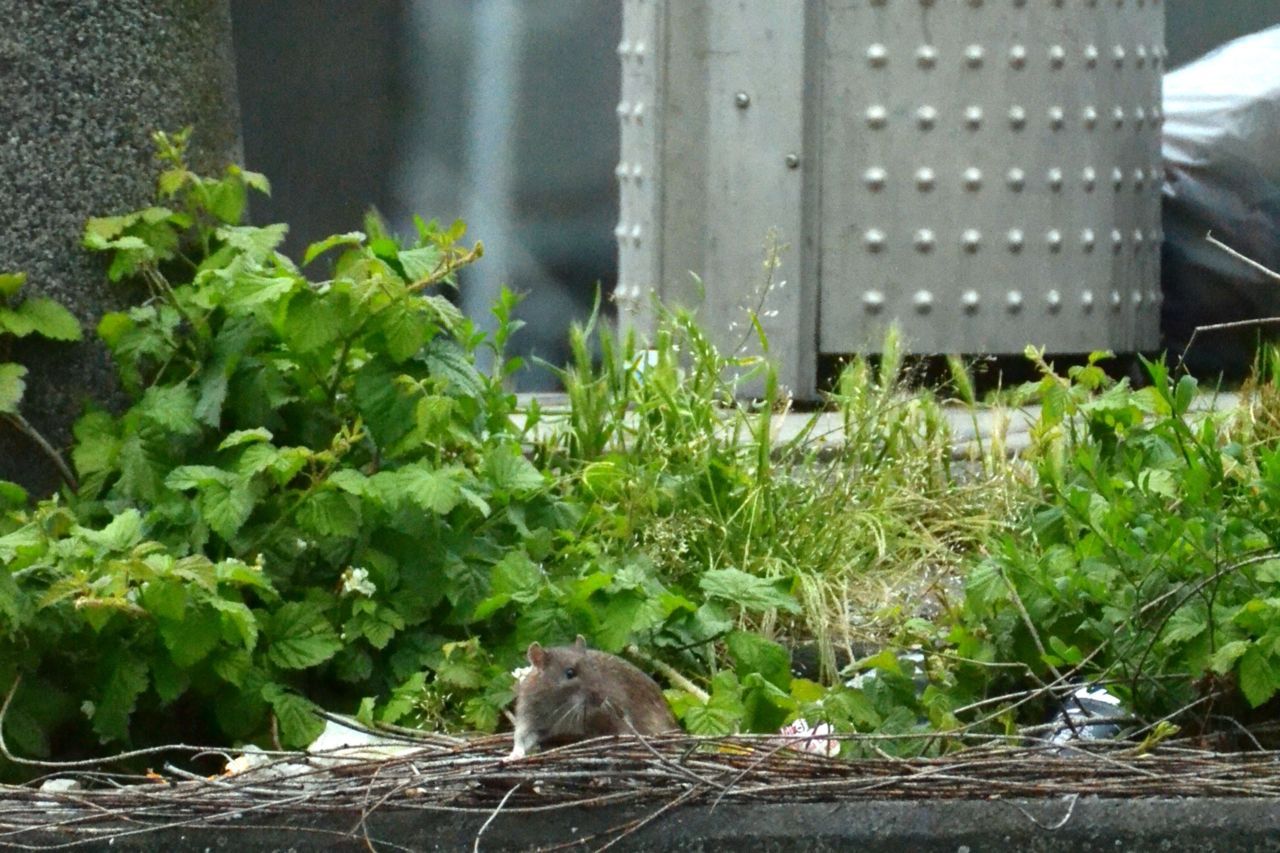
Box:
[0,0,241,495]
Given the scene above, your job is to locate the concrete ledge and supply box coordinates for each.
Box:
[14,796,1280,851]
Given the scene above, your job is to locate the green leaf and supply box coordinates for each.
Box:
[725,631,791,692]
[296,490,361,538]
[0,307,35,336]
[266,602,342,670]
[485,443,544,495]
[302,231,365,266]
[379,671,426,725]
[0,363,27,414]
[699,568,801,614]
[376,303,428,363]
[71,410,119,476]
[210,597,260,651]
[200,478,256,541]
[159,606,222,668]
[740,672,795,733]
[282,288,343,353]
[1239,645,1279,708]
[15,298,81,341]
[79,509,144,552]
[397,245,441,281]
[262,683,324,748]
[682,671,745,735]
[385,464,462,515]
[0,271,26,299]
[138,382,200,435]
[219,428,273,450]
[93,656,149,742]
[1209,640,1250,674]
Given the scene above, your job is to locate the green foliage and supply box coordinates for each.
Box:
[0,271,82,416]
[962,351,1280,723]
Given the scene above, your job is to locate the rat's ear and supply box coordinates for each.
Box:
[573,635,587,652]
[527,642,546,668]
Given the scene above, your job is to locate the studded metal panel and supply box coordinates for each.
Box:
[818,0,1163,355]
[618,0,1162,392]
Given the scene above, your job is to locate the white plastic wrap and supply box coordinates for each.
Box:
[1162,26,1280,372]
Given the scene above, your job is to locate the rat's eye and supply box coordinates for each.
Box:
[564,667,577,679]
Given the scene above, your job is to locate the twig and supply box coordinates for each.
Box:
[1207,232,1280,286]
[472,783,520,853]
[1178,232,1280,370]
[2,413,78,493]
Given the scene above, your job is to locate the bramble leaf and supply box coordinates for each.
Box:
[266,602,342,670]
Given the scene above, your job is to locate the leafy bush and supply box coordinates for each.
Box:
[959,350,1280,726]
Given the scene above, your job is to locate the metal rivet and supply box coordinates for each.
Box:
[1111,229,1124,252]
[963,167,983,191]
[785,153,801,169]
[1008,106,1027,129]
[864,229,886,252]
[1133,168,1145,189]
[917,105,938,129]
[1112,167,1125,189]
[1111,291,1123,310]
[1084,44,1100,67]
[1112,106,1125,128]
[913,290,934,313]
[632,102,645,121]
[613,223,626,240]
[965,44,985,67]
[964,105,984,129]
[866,105,888,128]
[735,92,751,109]
[1047,168,1063,191]
[917,45,938,68]
[634,41,646,60]
[867,43,889,67]
[962,229,982,251]
[1082,106,1099,129]
[630,225,642,246]
[1007,229,1025,252]
[614,162,627,180]
[1082,167,1097,191]
[1081,229,1096,251]
[1049,45,1066,68]
[1009,45,1027,68]
[1047,290,1062,311]
[632,164,644,184]
[864,167,888,190]
[915,167,936,190]
[1006,168,1026,191]
[1133,229,1145,246]
[617,40,631,58]
[1048,106,1065,129]
[1136,45,1148,66]
[914,228,936,252]
[1134,106,1146,128]
[1047,230,1063,251]
[1082,290,1095,311]
[1007,291,1024,312]
[962,290,980,312]
[863,290,886,311]
[1113,45,1126,66]
[616,101,630,118]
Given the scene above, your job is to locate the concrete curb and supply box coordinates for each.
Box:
[16,796,1280,851]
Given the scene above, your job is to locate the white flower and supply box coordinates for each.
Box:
[340,566,376,597]
[775,718,840,758]
[511,664,534,684]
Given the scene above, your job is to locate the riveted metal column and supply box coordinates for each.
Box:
[619,0,815,397]
[616,0,665,337]
[816,0,1163,355]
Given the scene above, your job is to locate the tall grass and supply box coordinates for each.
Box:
[540,303,1026,682]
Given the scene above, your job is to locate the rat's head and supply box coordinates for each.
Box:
[524,634,590,691]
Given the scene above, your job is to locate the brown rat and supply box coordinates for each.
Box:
[509,635,678,758]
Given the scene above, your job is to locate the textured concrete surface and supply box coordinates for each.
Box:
[12,797,1280,851]
[0,0,240,495]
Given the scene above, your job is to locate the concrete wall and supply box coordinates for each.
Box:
[0,0,241,495]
